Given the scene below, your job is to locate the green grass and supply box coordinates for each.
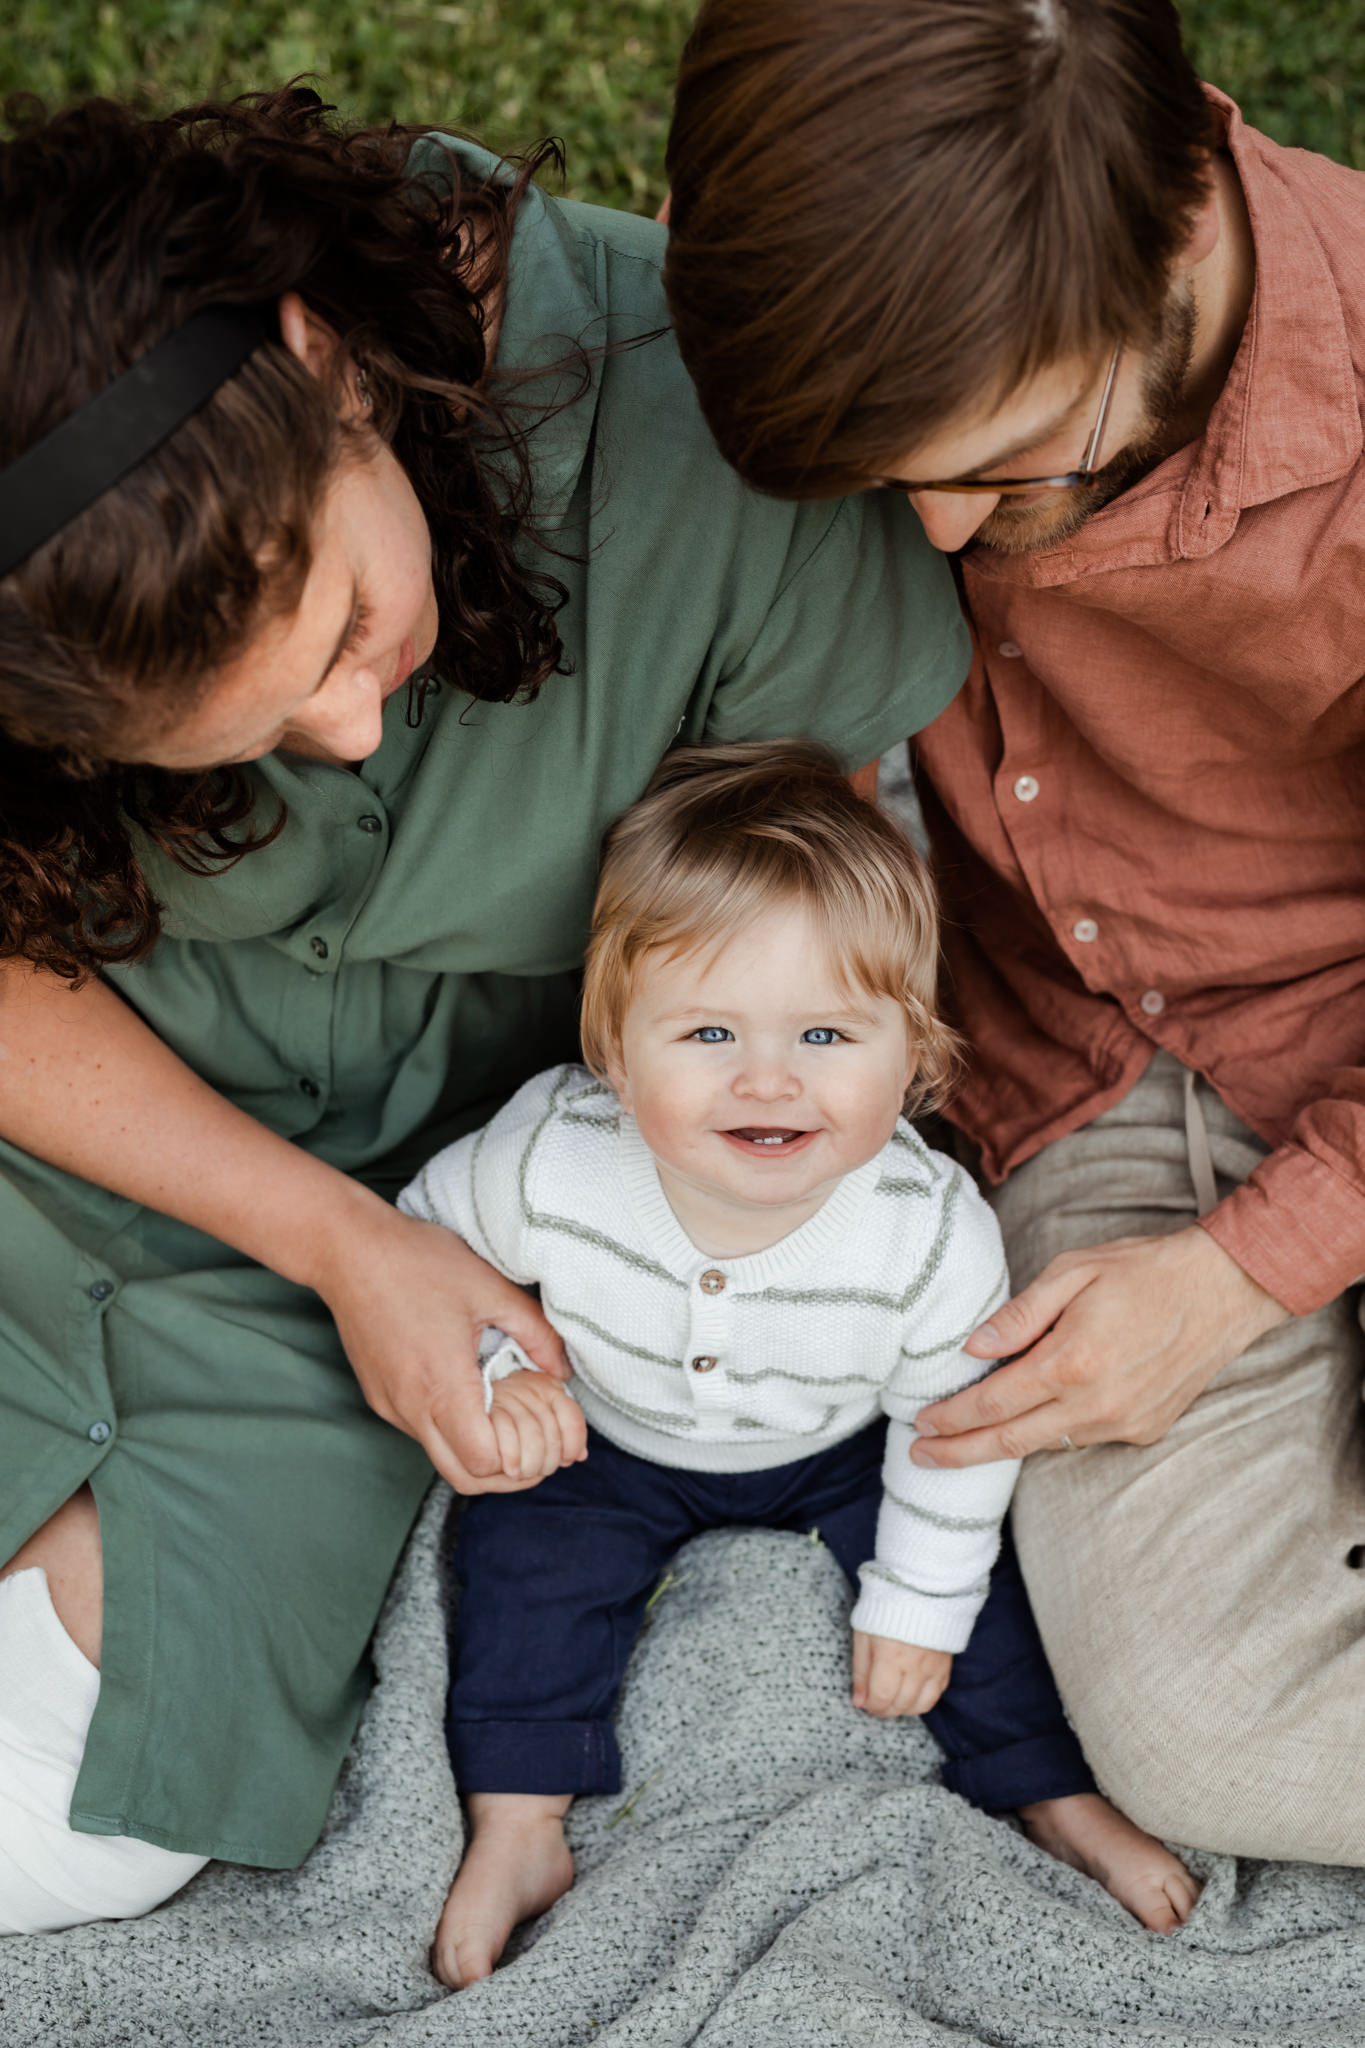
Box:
[2,2,1361,212]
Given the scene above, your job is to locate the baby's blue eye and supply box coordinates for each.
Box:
[801,1027,844,1046]
[692,1026,734,1043]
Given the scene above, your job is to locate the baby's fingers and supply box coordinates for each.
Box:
[910,1671,949,1715]
[851,1630,872,1710]
[488,1401,527,1480]
[555,1388,588,1463]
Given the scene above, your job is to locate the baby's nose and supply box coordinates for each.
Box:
[735,1062,799,1099]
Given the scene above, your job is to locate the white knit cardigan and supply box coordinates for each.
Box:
[400,1064,1016,1652]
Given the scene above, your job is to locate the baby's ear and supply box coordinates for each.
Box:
[601,1044,632,1111]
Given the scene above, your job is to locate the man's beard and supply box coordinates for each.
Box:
[972,290,1197,557]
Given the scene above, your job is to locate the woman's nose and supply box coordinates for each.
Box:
[294,664,387,763]
[909,490,1000,553]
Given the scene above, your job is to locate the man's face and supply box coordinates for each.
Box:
[874,287,1196,557]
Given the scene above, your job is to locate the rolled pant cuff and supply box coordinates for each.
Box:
[941,1729,1095,1814]
[447,1716,622,1796]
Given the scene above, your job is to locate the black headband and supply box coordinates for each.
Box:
[0,303,272,581]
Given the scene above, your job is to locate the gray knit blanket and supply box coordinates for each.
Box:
[4,1484,1363,2047]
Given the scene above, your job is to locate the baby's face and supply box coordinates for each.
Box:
[610,902,917,1217]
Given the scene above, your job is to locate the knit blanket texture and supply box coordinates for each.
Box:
[2,1482,1363,2047]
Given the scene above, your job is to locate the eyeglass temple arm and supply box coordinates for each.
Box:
[1079,344,1124,476]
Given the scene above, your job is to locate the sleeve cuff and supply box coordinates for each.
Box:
[477,1333,535,1412]
[1200,1146,1365,1316]
[850,1571,985,1654]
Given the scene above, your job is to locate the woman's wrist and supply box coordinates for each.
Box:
[266,1160,396,1300]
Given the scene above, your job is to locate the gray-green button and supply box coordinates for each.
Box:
[88,1421,112,1445]
[89,1279,115,1302]
[310,936,329,960]
[298,1077,321,1099]
[357,814,383,834]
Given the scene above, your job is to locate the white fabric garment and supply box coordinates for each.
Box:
[0,1567,208,1935]
[401,1063,1017,1653]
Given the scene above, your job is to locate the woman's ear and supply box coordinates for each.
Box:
[277,291,369,421]
[277,290,338,377]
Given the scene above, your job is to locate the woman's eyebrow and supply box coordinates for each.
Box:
[312,581,360,691]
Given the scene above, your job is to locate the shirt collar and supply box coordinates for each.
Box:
[421,136,606,529]
[1178,89,1361,552]
[966,90,1362,585]
[616,1112,885,1290]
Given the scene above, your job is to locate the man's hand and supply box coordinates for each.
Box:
[487,1368,588,1482]
[314,1203,572,1494]
[852,1633,952,1717]
[911,1225,1289,1469]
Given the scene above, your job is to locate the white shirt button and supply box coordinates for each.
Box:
[1012,775,1040,803]
[1140,988,1166,1016]
[1072,918,1099,943]
[998,641,1023,658]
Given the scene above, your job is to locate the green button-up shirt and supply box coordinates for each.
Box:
[0,141,969,1866]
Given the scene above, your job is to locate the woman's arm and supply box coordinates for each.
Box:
[0,960,570,1490]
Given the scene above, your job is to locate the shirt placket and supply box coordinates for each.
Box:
[684,1263,736,1417]
[982,601,1154,1011]
[273,797,391,1130]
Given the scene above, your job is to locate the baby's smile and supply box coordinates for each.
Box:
[721,1124,817,1154]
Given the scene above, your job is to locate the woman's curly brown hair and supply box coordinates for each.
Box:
[0,86,574,978]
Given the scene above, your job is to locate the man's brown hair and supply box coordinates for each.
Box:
[663,0,1214,497]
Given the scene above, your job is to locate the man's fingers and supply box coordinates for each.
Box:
[911,1401,1075,1468]
[914,1349,1056,1443]
[962,1257,1095,1360]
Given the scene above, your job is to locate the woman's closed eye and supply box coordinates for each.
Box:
[340,599,372,660]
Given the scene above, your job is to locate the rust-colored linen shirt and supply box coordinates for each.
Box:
[915,93,1365,1318]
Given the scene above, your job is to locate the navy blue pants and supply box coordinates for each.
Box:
[446,1420,1094,1813]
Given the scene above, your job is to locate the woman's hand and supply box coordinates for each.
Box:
[910,1226,1288,1468]
[852,1633,952,1717]
[313,1201,572,1493]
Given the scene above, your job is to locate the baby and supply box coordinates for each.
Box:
[400,741,1199,1989]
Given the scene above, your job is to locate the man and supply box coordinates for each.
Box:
[663,0,1365,1862]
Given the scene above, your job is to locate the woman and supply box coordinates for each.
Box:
[0,87,968,1931]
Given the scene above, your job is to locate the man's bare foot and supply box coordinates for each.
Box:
[1018,1792,1202,1933]
[432,1791,575,1990]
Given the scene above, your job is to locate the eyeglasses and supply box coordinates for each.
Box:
[880,342,1124,497]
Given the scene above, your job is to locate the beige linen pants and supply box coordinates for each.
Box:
[988,1051,1365,1864]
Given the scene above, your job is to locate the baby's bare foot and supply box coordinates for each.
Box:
[432,1791,575,1990]
[1018,1792,1202,1933]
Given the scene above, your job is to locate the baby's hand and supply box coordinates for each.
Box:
[487,1368,587,1482]
[851,1631,952,1717]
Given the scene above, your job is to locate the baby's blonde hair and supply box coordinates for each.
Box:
[581,740,961,1113]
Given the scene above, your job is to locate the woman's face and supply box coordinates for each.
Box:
[129,435,439,773]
